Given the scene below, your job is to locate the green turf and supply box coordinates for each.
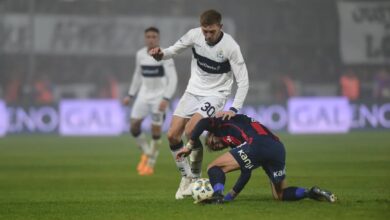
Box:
[0,132,389,220]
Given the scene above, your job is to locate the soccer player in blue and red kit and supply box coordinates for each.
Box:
[177,114,337,204]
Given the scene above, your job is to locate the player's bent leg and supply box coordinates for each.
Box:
[185,113,205,179]
[168,116,191,177]
[167,116,187,144]
[167,116,193,199]
[271,179,309,201]
[270,180,337,202]
[270,180,287,200]
[265,167,308,201]
[205,152,241,204]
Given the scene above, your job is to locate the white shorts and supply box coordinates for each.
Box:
[173,92,227,118]
[130,98,165,125]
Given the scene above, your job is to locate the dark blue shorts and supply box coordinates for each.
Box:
[229,138,286,184]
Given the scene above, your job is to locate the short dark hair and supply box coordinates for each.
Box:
[144,26,159,34]
[200,9,222,26]
[205,132,228,152]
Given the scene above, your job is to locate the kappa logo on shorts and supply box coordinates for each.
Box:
[273,168,286,178]
[237,149,254,169]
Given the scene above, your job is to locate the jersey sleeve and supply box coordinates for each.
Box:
[229,45,249,111]
[232,170,252,194]
[162,29,196,60]
[128,53,142,96]
[162,59,178,100]
[190,117,221,141]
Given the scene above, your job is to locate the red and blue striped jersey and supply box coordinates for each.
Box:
[191,114,280,148]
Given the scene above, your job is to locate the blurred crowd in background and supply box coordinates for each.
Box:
[1,0,389,105]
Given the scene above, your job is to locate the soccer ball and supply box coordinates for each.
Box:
[192,178,214,203]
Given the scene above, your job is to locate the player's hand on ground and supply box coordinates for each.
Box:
[224,190,238,201]
[159,99,169,112]
[122,96,132,105]
[149,47,164,61]
[216,110,236,120]
[176,147,192,160]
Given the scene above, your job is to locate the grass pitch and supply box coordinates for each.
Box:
[0,132,389,220]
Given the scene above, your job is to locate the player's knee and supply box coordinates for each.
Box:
[184,126,194,139]
[273,193,283,201]
[207,163,220,171]
[272,185,284,201]
[152,134,161,140]
[130,126,141,137]
[151,127,161,140]
[167,129,180,144]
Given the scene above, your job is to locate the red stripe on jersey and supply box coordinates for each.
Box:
[251,122,268,135]
[222,136,242,146]
[220,123,253,144]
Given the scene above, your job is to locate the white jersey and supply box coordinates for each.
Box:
[128,47,178,102]
[162,27,249,111]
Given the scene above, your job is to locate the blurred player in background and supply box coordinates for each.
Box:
[177,114,337,204]
[150,10,249,199]
[123,27,178,176]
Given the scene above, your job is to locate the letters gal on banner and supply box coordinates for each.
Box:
[0,101,9,137]
[59,100,123,136]
[338,1,390,64]
[288,97,352,134]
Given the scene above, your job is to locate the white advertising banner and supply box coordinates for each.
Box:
[288,97,352,134]
[2,99,389,136]
[0,101,9,137]
[59,100,123,136]
[338,1,390,64]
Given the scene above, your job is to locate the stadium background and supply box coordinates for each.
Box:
[0,0,389,220]
[0,0,389,135]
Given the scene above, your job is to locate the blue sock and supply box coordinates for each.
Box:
[207,166,226,193]
[282,187,307,201]
[213,183,225,193]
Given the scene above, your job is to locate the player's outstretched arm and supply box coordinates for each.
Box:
[149,47,164,61]
[155,29,196,61]
[229,45,250,114]
[159,59,178,111]
[176,118,220,160]
[190,118,219,142]
[225,171,252,201]
[124,52,142,105]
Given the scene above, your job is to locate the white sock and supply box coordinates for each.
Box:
[189,147,203,178]
[171,149,192,177]
[134,133,150,154]
[147,139,161,167]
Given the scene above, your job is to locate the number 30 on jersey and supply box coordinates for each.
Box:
[200,102,216,117]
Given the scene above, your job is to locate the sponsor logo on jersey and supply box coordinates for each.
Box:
[141,65,165,77]
[192,47,231,74]
[197,60,221,71]
[273,168,286,178]
[216,49,224,60]
[237,149,254,169]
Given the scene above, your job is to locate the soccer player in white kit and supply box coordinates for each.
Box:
[150,10,249,199]
[123,27,178,176]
